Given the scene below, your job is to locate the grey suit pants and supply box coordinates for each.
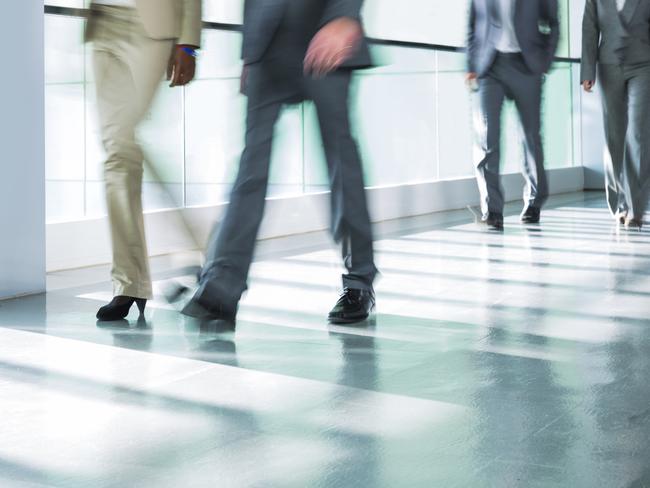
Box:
[196,68,377,308]
[474,53,548,216]
[599,63,650,220]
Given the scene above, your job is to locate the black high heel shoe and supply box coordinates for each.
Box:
[96,296,147,321]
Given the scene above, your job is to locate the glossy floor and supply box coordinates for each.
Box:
[1,193,649,488]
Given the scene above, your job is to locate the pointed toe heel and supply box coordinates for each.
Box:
[96,296,147,322]
[135,298,147,315]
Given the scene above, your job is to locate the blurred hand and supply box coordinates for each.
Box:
[168,45,197,87]
[582,80,595,92]
[304,17,363,77]
[466,72,479,91]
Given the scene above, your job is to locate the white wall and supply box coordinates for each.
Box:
[0,1,45,299]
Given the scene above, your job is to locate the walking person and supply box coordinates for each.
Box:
[582,0,650,229]
[182,0,378,326]
[88,0,202,321]
[467,0,560,230]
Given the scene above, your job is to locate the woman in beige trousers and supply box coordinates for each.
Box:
[87,0,201,320]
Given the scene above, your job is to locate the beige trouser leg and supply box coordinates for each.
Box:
[92,7,173,299]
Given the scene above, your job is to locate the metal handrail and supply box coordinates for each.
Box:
[43,5,580,63]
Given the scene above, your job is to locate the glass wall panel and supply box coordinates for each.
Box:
[44,0,86,7]
[500,104,525,176]
[45,13,86,222]
[185,78,245,207]
[45,15,84,84]
[569,0,587,59]
[184,28,245,207]
[46,84,85,222]
[202,0,243,24]
[437,52,474,180]
[555,0,572,58]
[140,86,185,211]
[363,0,470,46]
[543,64,575,169]
[352,72,438,187]
[44,2,583,224]
[267,107,305,197]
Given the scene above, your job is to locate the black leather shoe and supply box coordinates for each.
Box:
[521,206,541,224]
[328,288,376,324]
[96,296,147,321]
[481,212,504,230]
[181,291,237,325]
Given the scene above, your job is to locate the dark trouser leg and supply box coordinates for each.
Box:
[197,85,282,307]
[622,65,650,220]
[508,70,547,209]
[475,74,506,216]
[306,71,377,290]
[599,64,629,216]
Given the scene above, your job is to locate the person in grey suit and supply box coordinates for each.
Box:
[467,0,560,230]
[582,0,650,229]
[181,0,378,326]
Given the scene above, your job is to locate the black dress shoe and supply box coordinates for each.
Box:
[181,291,237,325]
[96,296,147,321]
[481,212,504,230]
[521,206,541,224]
[328,288,376,324]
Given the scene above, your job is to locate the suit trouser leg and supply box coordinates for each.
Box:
[92,9,173,299]
[598,64,629,216]
[198,85,282,306]
[306,71,377,290]
[506,69,547,209]
[622,65,650,220]
[475,75,506,216]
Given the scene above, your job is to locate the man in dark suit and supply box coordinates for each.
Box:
[182,0,378,325]
[467,0,560,229]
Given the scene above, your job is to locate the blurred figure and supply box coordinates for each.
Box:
[87,0,202,321]
[582,0,650,230]
[467,0,559,230]
[182,0,378,326]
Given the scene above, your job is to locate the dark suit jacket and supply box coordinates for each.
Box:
[467,0,560,77]
[581,0,650,82]
[241,0,371,69]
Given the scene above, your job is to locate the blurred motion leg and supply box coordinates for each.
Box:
[307,71,377,291]
[193,67,282,312]
[599,64,629,218]
[622,64,650,225]
[507,59,547,216]
[474,67,506,219]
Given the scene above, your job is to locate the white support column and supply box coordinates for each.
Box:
[0,1,45,299]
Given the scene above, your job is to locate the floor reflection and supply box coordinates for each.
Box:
[1,193,649,487]
[320,328,380,486]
